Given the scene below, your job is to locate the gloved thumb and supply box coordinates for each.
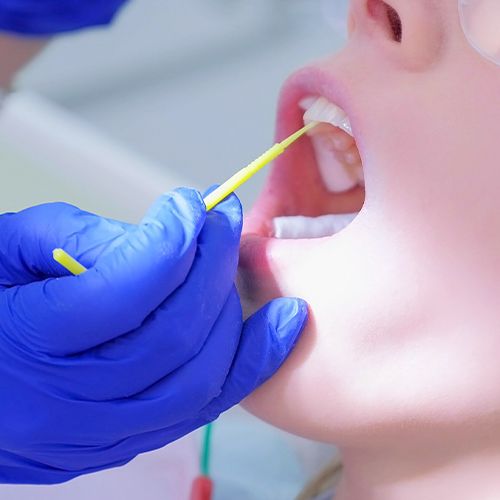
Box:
[199,298,309,422]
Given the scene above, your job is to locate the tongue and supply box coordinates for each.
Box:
[273,213,358,239]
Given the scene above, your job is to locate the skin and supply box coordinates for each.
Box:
[0,34,47,88]
[238,0,500,499]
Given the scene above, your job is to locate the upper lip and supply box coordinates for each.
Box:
[244,65,366,236]
[275,65,359,146]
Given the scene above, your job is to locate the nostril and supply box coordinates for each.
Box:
[367,0,403,43]
[386,4,402,42]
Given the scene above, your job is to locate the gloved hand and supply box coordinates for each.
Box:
[0,0,129,35]
[0,188,308,485]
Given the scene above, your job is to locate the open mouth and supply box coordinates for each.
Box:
[244,81,367,243]
[238,71,371,315]
[272,96,366,240]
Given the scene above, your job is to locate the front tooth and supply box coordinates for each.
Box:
[299,96,317,110]
[273,213,358,240]
[302,96,353,137]
[339,115,352,136]
[310,134,359,193]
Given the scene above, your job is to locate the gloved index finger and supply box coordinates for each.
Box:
[2,188,207,356]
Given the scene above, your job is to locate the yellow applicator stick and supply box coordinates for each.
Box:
[203,121,317,210]
[53,248,88,275]
[52,122,317,274]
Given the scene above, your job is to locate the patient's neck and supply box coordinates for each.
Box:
[336,438,500,500]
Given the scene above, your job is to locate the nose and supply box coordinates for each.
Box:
[349,0,402,42]
[348,0,444,69]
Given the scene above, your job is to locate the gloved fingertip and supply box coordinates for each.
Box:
[177,188,207,227]
[195,297,309,420]
[271,298,309,354]
[209,193,243,235]
[199,183,243,244]
[202,184,242,215]
[144,188,206,231]
[215,191,242,213]
[173,187,205,208]
[202,184,220,198]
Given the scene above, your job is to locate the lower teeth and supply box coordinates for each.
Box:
[272,213,358,240]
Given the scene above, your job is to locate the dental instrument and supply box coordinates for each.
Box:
[53,248,88,275]
[302,96,353,137]
[52,122,319,274]
[203,121,318,210]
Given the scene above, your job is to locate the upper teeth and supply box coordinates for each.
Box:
[302,96,353,136]
[300,96,363,194]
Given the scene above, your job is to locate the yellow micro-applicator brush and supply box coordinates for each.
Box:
[53,248,88,275]
[52,122,317,274]
[203,121,318,210]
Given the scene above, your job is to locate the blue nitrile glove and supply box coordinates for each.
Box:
[0,0,129,35]
[0,188,308,484]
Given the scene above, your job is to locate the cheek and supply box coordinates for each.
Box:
[242,223,429,441]
[243,224,500,446]
[245,307,500,447]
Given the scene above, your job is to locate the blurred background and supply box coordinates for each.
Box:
[0,0,347,498]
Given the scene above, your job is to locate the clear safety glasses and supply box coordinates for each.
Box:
[459,0,500,66]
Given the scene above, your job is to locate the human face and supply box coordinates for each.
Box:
[239,0,500,450]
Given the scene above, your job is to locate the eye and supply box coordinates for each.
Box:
[385,3,402,42]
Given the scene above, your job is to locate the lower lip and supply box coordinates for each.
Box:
[239,233,269,273]
[239,224,332,278]
[238,233,277,309]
